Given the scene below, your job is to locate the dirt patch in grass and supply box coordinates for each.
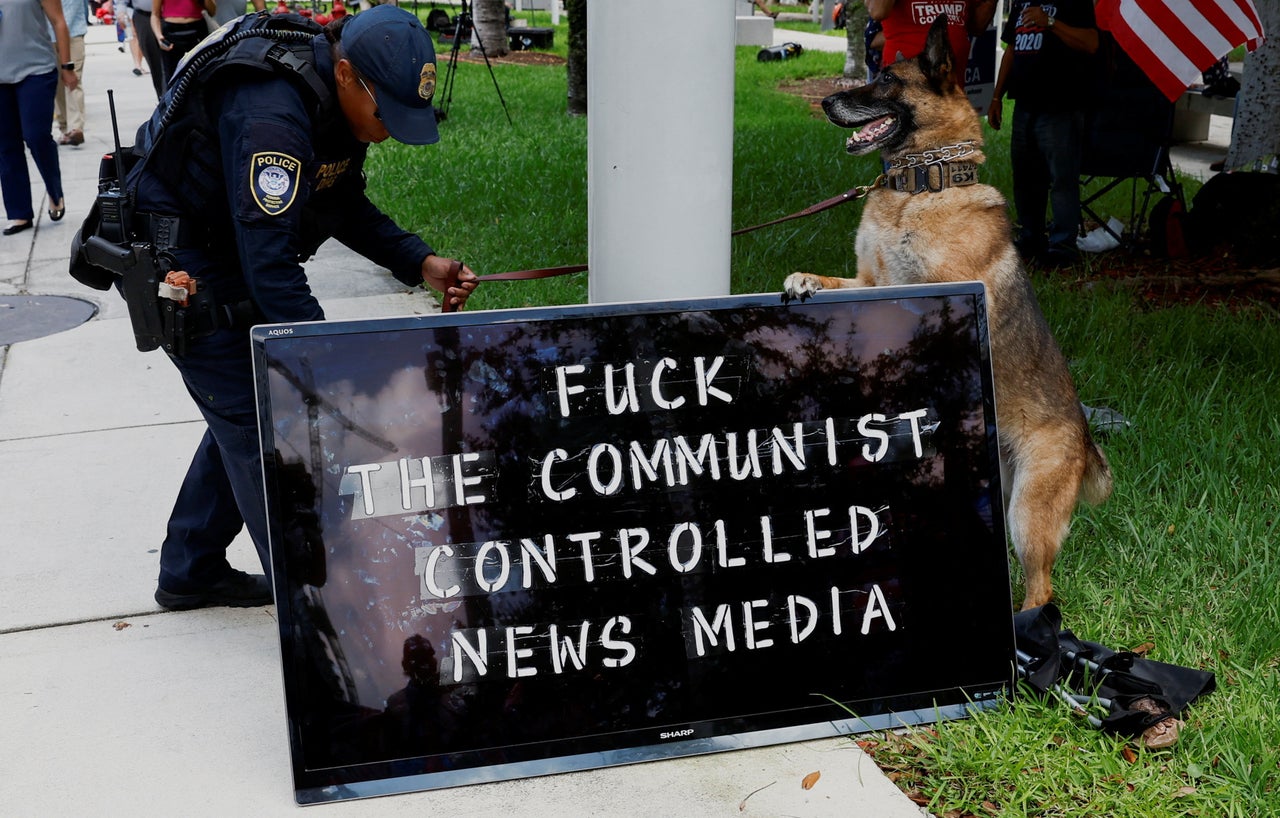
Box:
[778,75,863,111]
[1073,253,1280,314]
[458,49,566,67]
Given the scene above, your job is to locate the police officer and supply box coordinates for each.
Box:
[128,6,478,610]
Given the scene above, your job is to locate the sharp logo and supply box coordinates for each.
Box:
[659,728,695,740]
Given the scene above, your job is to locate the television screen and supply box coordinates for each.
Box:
[251,285,1014,804]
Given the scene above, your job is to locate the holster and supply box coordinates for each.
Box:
[69,144,254,356]
[79,237,171,352]
[158,287,234,357]
[80,237,253,356]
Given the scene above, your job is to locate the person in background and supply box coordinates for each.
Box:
[865,18,884,82]
[151,0,213,84]
[112,0,126,46]
[55,0,90,146]
[988,0,1099,266]
[121,0,148,76]
[753,0,778,18]
[128,0,167,96]
[867,0,997,81]
[211,0,264,29]
[0,0,78,235]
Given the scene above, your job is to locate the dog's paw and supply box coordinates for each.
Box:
[781,272,823,304]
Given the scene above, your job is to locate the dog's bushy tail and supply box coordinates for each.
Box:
[1080,441,1113,506]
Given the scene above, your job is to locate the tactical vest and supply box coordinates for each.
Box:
[129,11,335,216]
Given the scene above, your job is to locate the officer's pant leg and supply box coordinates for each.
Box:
[190,397,273,576]
[159,329,272,588]
[158,427,246,591]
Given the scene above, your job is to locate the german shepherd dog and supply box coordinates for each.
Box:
[783,16,1111,609]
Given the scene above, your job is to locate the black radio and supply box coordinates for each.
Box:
[98,89,133,243]
[96,172,130,245]
[71,90,135,292]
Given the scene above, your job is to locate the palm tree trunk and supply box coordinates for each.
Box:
[842,2,869,82]
[567,0,587,115]
[472,0,509,58]
[1224,1,1279,172]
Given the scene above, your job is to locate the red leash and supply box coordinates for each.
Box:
[441,260,588,312]
[730,180,879,236]
[442,181,876,308]
[472,263,589,281]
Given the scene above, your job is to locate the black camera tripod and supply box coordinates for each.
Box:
[435,0,513,125]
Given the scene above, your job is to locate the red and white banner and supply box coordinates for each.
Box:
[1096,0,1266,101]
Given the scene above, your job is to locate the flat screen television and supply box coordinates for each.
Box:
[251,284,1014,805]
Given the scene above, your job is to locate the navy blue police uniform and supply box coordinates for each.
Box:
[126,8,448,609]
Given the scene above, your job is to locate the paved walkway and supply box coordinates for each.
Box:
[0,22,928,817]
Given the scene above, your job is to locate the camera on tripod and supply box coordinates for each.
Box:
[432,0,513,125]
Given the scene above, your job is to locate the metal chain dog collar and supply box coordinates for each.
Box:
[886,141,980,170]
[882,141,981,195]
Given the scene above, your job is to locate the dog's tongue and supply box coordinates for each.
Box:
[848,116,895,149]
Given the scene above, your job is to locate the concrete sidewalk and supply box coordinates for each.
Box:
[0,23,928,817]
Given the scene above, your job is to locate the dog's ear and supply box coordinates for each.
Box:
[919,13,956,93]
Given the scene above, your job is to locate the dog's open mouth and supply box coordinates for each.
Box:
[846,115,896,152]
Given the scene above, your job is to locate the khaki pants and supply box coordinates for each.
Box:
[54,36,86,135]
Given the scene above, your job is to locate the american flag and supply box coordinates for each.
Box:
[1095,0,1267,101]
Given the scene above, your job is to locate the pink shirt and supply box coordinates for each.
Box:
[161,0,204,19]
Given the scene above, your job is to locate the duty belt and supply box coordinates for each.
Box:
[135,212,260,334]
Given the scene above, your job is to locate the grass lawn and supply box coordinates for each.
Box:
[363,40,1280,817]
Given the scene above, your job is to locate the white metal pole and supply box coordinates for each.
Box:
[587,0,735,304]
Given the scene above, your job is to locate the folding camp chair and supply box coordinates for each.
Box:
[1079,50,1186,248]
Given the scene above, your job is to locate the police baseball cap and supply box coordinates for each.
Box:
[342,6,439,145]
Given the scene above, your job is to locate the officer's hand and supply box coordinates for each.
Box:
[421,254,479,312]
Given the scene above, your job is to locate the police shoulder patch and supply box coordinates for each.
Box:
[250,151,302,216]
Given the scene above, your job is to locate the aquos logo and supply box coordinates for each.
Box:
[267,328,294,336]
[659,728,696,740]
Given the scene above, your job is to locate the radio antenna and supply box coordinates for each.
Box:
[107,89,126,184]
